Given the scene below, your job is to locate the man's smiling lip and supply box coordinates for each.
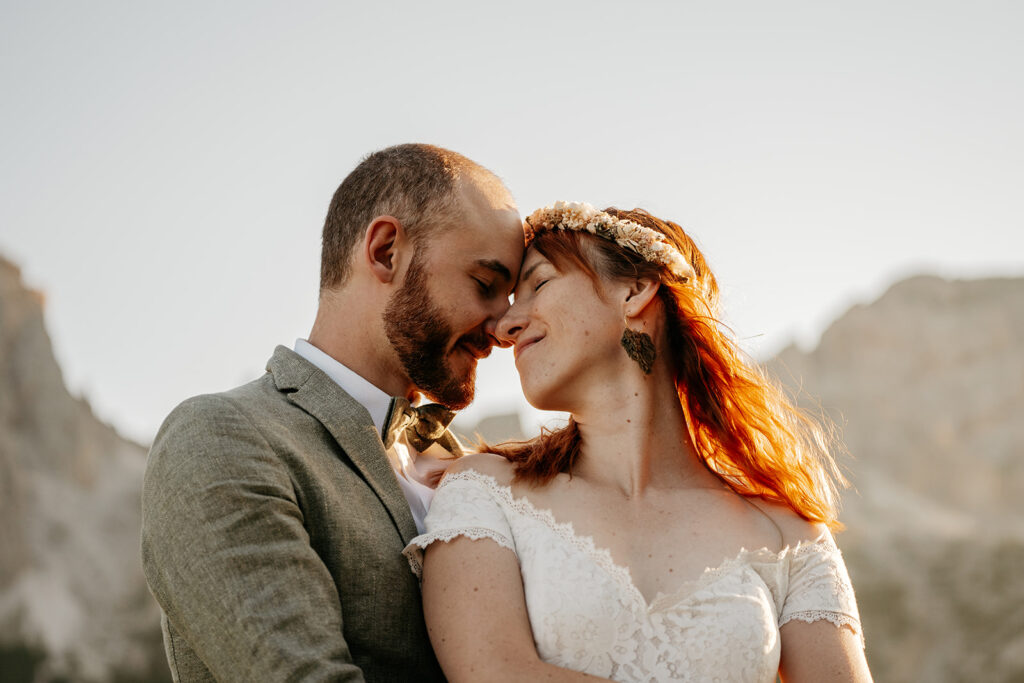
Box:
[514,336,544,360]
[457,342,490,361]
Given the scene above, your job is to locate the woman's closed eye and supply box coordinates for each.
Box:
[534,279,549,292]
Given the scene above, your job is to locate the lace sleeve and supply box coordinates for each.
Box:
[401,470,516,579]
[780,539,865,647]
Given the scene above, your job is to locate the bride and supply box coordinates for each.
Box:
[404,203,872,682]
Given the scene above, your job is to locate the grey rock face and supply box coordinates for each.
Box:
[0,256,168,683]
[768,274,1024,683]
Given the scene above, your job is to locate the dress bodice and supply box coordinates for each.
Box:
[404,469,863,683]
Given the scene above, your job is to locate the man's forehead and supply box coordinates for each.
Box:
[431,225,521,281]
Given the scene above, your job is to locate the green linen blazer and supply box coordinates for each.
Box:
[141,346,446,682]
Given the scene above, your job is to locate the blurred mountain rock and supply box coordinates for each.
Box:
[0,256,168,682]
[452,410,526,445]
[768,274,1024,683]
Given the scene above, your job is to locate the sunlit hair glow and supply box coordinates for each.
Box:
[483,208,848,529]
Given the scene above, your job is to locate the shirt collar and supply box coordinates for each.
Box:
[292,338,392,437]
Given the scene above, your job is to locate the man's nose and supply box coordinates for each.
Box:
[492,303,524,348]
[482,296,513,348]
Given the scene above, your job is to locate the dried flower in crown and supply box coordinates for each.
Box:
[524,202,696,283]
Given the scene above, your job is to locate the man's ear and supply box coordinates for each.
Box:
[622,277,661,319]
[363,215,406,284]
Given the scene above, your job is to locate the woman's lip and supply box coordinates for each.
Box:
[515,336,543,360]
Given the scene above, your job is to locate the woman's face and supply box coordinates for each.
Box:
[496,245,626,412]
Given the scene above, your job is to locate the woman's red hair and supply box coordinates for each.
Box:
[483,208,847,529]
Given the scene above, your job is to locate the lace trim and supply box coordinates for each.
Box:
[402,526,515,580]
[439,470,647,607]
[781,610,866,648]
[437,469,839,611]
[650,533,843,608]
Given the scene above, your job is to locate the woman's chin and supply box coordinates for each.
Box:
[520,383,568,414]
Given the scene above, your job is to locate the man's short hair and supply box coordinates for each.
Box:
[320,143,497,291]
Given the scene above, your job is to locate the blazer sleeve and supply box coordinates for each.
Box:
[141,394,365,682]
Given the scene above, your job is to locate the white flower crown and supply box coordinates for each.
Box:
[524,201,696,283]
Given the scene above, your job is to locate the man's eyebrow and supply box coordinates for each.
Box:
[475,259,513,282]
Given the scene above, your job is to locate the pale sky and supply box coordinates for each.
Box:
[2,1,1022,445]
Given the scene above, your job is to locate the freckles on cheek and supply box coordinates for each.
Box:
[529,358,556,385]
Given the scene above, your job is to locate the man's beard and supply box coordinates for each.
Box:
[382,253,484,409]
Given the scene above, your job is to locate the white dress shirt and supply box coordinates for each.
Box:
[292,339,447,533]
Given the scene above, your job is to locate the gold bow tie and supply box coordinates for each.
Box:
[383,397,458,452]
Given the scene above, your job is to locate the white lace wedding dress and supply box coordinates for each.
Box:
[404,469,864,682]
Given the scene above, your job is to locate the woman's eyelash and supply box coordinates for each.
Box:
[534,279,549,292]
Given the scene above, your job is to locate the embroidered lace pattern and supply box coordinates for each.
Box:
[403,470,864,682]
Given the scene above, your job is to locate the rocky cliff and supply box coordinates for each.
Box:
[0,256,167,682]
[769,275,1024,682]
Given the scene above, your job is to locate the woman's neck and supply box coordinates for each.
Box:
[570,365,721,499]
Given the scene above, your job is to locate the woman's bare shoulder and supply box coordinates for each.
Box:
[747,497,832,549]
[446,452,516,485]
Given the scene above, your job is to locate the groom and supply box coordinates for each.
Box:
[141,144,524,681]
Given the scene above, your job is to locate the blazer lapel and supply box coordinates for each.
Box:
[267,346,419,546]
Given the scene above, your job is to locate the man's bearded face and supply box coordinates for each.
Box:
[383,250,489,409]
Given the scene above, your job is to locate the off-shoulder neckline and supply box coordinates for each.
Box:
[438,468,835,611]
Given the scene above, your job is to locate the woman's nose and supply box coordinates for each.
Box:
[494,303,525,347]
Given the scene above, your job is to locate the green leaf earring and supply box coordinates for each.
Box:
[621,323,656,375]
